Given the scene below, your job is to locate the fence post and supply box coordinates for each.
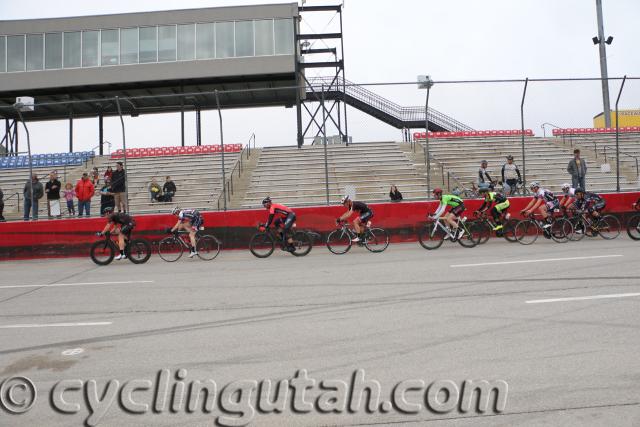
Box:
[520,78,529,188]
[614,75,627,192]
[321,84,330,206]
[14,106,34,220]
[214,90,227,211]
[425,86,432,196]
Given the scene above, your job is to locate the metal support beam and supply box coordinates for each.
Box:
[180,104,185,147]
[301,48,337,55]
[69,112,73,153]
[595,0,612,128]
[299,60,344,69]
[520,78,529,188]
[196,107,202,146]
[615,75,627,192]
[98,113,104,156]
[297,33,342,40]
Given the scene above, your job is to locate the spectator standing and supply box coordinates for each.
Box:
[501,155,522,195]
[23,174,44,221]
[149,178,161,202]
[162,176,177,203]
[389,185,403,202]
[567,148,587,190]
[100,178,115,215]
[75,172,95,217]
[111,161,127,213]
[91,167,100,186]
[103,166,113,183]
[0,186,4,222]
[478,160,495,189]
[45,172,62,218]
[62,183,75,216]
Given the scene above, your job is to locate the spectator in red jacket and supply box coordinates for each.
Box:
[75,172,95,217]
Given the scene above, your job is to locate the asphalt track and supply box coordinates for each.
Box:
[0,237,639,426]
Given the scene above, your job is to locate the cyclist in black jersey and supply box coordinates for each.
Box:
[336,196,373,242]
[97,206,135,260]
[573,188,606,219]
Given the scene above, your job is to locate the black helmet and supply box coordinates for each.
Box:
[262,196,272,205]
[574,188,585,195]
[506,155,514,160]
[103,206,114,214]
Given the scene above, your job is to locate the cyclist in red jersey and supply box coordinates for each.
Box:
[261,197,296,251]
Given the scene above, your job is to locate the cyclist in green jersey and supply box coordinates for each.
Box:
[431,188,466,239]
[475,184,510,233]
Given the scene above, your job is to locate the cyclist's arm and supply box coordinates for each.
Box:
[170,219,181,233]
[530,198,543,211]
[100,221,113,234]
[433,202,447,218]
[501,165,505,183]
[338,209,353,222]
[516,167,522,181]
[264,213,275,228]
[478,200,489,212]
[522,198,536,212]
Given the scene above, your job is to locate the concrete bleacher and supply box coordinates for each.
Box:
[239,142,430,208]
[419,135,639,194]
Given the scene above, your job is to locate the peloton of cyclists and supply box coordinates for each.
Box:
[336,196,373,243]
[475,183,510,234]
[261,197,296,251]
[520,181,559,232]
[97,206,136,260]
[168,207,204,257]
[431,187,466,240]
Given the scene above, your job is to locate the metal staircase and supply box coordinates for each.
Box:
[307,76,474,132]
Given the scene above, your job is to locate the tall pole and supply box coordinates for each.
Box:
[321,84,330,205]
[614,75,626,192]
[98,113,104,156]
[596,0,612,128]
[425,87,431,196]
[520,78,529,188]
[215,90,227,211]
[114,97,130,214]
[68,111,73,153]
[14,108,34,220]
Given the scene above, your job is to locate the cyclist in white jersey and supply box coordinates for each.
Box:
[520,181,559,228]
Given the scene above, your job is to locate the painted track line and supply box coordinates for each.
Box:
[451,255,623,268]
[0,280,154,290]
[0,322,113,329]
[526,293,640,304]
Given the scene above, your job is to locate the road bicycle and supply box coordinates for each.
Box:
[90,231,152,265]
[471,211,518,244]
[418,215,477,250]
[626,203,640,240]
[566,209,620,241]
[158,228,221,262]
[500,181,530,196]
[513,212,573,245]
[249,223,312,258]
[326,220,389,254]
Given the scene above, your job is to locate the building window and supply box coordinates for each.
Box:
[7,35,25,72]
[158,25,176,62]
[45,32,62,69]
[235,20,254,57]
[216,21,234,58]
[26,34,44,71]
[254,20,274,56]
[120,28,138,64]
[177,24,195,61]
[63,32,81,68]
[101,29,119,66]
[196,23,214,60]
[139,26,157,63]
[82,30,99,67]
[0,36,6,73]
[274,18,294,55]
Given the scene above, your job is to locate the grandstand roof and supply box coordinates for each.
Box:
[0,3,299,121]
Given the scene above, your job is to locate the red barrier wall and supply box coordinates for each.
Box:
[1,192,638,261]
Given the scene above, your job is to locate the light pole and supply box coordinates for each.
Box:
[418,75,434,196]
[594,0,614,128]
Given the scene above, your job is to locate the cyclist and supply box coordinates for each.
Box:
[520,181,559,229]
[169,207,203,257]
[97,206,135,260]
[336,196,373,242]
[573,188,606,220]
[475,184,510,233]
[559,183,576,211]
[431,188,466,239]
[261,197,296,251]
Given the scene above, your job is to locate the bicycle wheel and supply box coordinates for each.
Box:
[515,220,539,245]
[595,215,620,240]
[90,239,116,265]
[249,232,275,258]
[550,218,573,243]
[290,231,313,257]
[326,229,352,254]
[158,236,184,262]
[502,219,518,242]
[568,218,586,241]
[627,214,640,240]
[418,224,445,250]
[365,228,390,253]
[473,221,491,245]
[457,223,477,248]
[196,235,221,260]
[127,239,152,264]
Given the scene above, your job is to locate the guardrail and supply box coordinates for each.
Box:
[216,144,250,211]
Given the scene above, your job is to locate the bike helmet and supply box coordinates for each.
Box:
[171,206,181,215]
[529,181,540,190]
[478,183,491,193]
[103,206,114,214]
[340,195,350,204]
[561,183,571,192]
[574,187,585,195]
[481,159,488,165]
[432,187,443,197]
[262,196,272,206]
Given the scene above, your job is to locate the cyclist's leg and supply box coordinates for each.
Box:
[283,213,296,245]
[353,217,362,235]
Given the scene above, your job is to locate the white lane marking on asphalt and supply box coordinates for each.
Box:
[62,348,85,356]
[450,255,623,268]
[0,280,154,290]
[526,293,640,304]
[0,322,112,329]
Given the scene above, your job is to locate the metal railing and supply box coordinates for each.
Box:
[308,76,474,132]
[216,144,250,211]
[558,132,640,178]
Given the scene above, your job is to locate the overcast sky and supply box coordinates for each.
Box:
[2,0,640,153]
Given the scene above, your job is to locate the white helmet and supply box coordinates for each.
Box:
[171,206,181,215]
[340,195,350,204]
[561,183,571,192]
[529,181,540,190]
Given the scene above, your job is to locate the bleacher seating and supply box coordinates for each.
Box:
[552,127,640,136]
[0,151,94,169]
[110,144,243,159]
[413,129,534,140]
